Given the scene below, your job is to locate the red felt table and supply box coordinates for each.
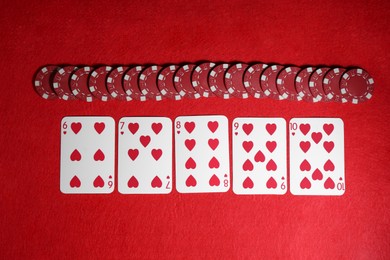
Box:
[1,0,389,259]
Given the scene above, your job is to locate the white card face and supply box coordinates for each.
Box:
[232,118,287,195]
[118,117,172,194]
[289,118,345,196]
[175,115,230,193]
[60,116,115,194]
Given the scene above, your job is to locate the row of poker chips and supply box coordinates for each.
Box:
[34,63,374,104]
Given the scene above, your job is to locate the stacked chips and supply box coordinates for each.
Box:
[34,63,374,104]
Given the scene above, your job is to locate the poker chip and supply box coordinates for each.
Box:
[295,67,318,103]
[224,63,249,98]
[157,65,181,100]
[107,66,132,101]
[243,63,268,99]
[70,66,94,102]
[340,68,374,104]
[89,66,113,102]
[52,66,78,100]
[191,62,216,98]
[309,67,331,102]
[174,64,201,99]
[139,65,164,101]
[323,68,347,103]
[34,65,58,100]
[123,66,147,101]
[276,66,302,101]
[208,63,231,99]
[260,65,285,100]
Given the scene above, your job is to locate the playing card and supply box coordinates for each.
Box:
[289,118,345,195]
[60,116,115,194]
[232,118,287,195]
[175,115,230,193]
[118,117,172,194]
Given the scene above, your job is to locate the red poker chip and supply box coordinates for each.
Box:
[276,66,302,101]
[208,63,231,99]
[309,67,331,102]
[34,65,58,100]
[123,66,147,101]
[323,68,347,103]
[157,65,181,100]
[260,65,285,100]
[70,66,94,102]
[295,67,318,103]
[340,68,374,104]
[174,64,201,99]
[243,63,267,99]
[52,66,78,100]
[139,65,164,101]
[224,63,249,98]
[191,62,216,98]
[107,66,132,101]
[89,66,113,102]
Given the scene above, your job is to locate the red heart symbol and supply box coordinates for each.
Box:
[300,159,311,171]
[93,149,105,161]
[242,123,253,135]
[300,141,311,153]
[242,159,254,171]
[323,141,334,153]
[208,138,219,150]
[94,122,105,134]
[185,157,196,169]
[185,175,197,187]
[93,175,104,188]
[312,168,323,180]
[300,177,311,189]
[254,150,265,162]
[323,124,334,135]
[70,149,81,161]
[207,121,219,133]
[128,123,139,134]
[71,122,82,134]
[266,177,277,189]
[311,132,322,144]
[266,123,276,135]
[324,177,335,189]
[242,177,254,189]
[127,176,139,188]
[266,159,277,171]
[151,149,162,161]
[209,156,220,169]
[209,174,220,186]
[184,122,195,134]
[185,139,196,151]
[128,149,139,161]
[151,123,163,135]
[242,141,253,153]
[140,135,151,147]
[324,159,335,171]
[151,175,162,188]
[266,141,277,153]
[70,175,81,188]
[299,124,310,135]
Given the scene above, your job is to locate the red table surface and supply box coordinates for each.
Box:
[1,0,389,259]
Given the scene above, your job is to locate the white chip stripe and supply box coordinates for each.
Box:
[357,69,362,74]
[142,89,148,95]
[210,63,215,67]
[343,74,349,79]
[140,96,146,101]
[106,66,112,71]
[297,96,302,101]
[194,93,201,99]
[183,65,189,71]
[195,66,201,72]
[158,74,165,81]
[296,76,302,82]
[156,95,163,101]
[136,66,142,71]
[140,74,146,80]
[261,75,266,81]
[152,66,158,71]
[72,89,79,95]
[236,64,242,69]
[225,73,232,79]
[223,94,229,99]
[102,96,108,101]
[89,87,95,92]
[161,89,167,95]
[264,90,270,96]
[309,81,314,87]
[179,90,185,96]
[307,67,313,73]
[282,93,288,98]
[85,67,91,72]
[327,93,333,99]
[248,67,254,73]
[53,82,59,88]
[210,86,216,91]
[107,77,113,83]
[126,90,132,95]
[124,75,130,81]
[323,78,329,84]
[243,93,249,98]
[126,97,132,101]
[228,88,234,94]
[254,93,260,98]
[170,65,176,70]
[352,98,358,104]
[334,68,340,73]
[368,78,374,84]
[298,91,304,97]
[210,71,216,77]
[86,96,93,102]
[192,81,198,87]
[315,95,322,101]
[71,75,77,80]
[111,92,118,98]
[42,67,48,73]
[34,80,41,86]
[271,65,277,70]
[42,93,49,99]
[222,64,229,69]
[62,95,69,100]
[262,64,268,69]
[203,92,209,97]
[117,67,124,72]
[276,79,282,85]
[175,95,181,100]
[367,93,372,99]
[316,69,322,74]
[341,88,346,94]
[244,82,250,87]
[91,71,98,77]
[286,67,291,73]
[59,68,65,75]
[174,76,179,82]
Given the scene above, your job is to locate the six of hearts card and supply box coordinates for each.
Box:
[60,116,345,196]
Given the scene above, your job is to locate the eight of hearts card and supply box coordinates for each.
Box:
[289,118,345,196]
[175,116,230,193]
[60,116,115,194]
[118,117,172,194]
[232,118,287,195]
